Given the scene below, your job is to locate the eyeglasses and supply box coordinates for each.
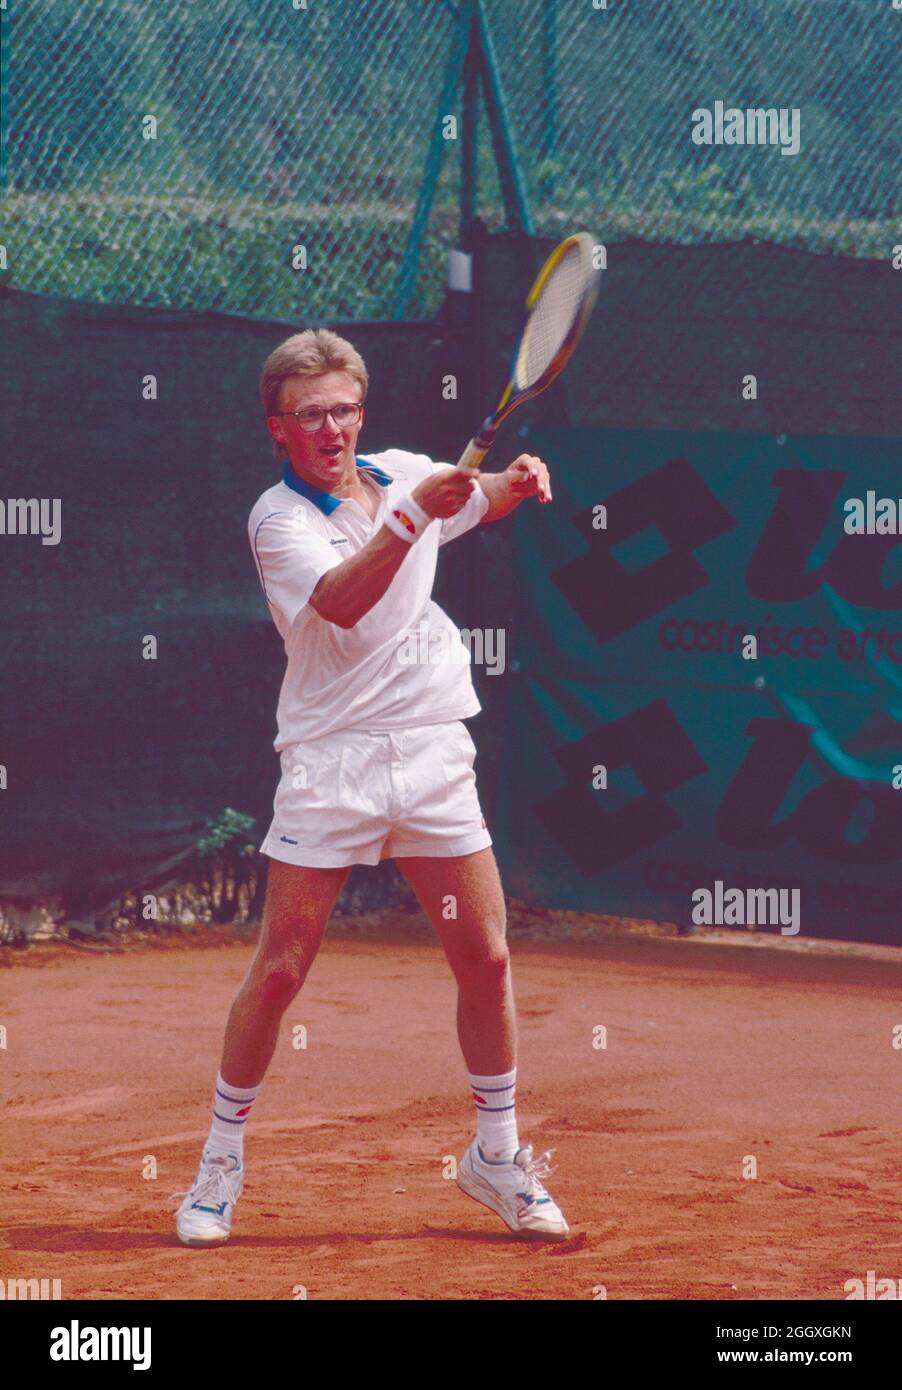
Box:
[276,402,363,432]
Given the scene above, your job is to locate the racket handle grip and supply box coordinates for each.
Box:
[456,423,496,474]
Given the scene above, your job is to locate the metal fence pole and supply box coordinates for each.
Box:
[473,0,534,234]
[392,0,473,319]
[460,14,479,238]
[542,0,557,204]
[0,0,10,196]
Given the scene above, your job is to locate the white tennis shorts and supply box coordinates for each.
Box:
[260,720,493,868]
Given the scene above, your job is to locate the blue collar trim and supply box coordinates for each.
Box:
[282,458,392,515]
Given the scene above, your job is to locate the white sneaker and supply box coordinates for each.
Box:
[172,1150,244,1247]
[457,1139,570,1239]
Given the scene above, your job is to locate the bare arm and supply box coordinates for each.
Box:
[309,526,412,628]
[473,454,552,521]
[309,467,478,629]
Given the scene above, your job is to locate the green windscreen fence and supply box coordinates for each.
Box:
[494,425,902,946]
[1,0,897,319]
[2,228,899,943]
[0,286,479,926]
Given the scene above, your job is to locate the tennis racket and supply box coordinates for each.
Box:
[456,231,601,474]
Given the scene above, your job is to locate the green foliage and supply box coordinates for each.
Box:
[2,188,889,326]
[665,165,741,213]
[196,807,257,861]
[192,808,263,925]
[0,193,453,318]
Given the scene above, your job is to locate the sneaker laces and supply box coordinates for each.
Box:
[517,1147,557,1197]
[169,1155,240,1208]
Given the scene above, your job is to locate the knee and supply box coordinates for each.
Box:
[457,942,511,993]
[255,960,306,1013]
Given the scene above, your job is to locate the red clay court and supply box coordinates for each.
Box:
[2,916,900,1301]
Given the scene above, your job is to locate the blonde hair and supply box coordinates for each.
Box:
[260,329,369,458]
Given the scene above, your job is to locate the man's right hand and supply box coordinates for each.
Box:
[411,466,477,520]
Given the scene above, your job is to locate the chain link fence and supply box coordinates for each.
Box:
[489,0,898,251]
[1,0,897,321]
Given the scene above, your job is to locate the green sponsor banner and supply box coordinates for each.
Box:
[494,427,902,944]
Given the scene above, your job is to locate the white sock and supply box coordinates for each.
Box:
[205,1072,261,1161]
[468,1068,519,1162]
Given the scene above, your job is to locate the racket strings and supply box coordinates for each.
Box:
[516,244,589,389]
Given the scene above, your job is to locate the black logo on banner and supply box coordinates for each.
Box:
[533,701,707,873]
[534,705,902,876]
[553,462,902,647]
[531,455,902,876]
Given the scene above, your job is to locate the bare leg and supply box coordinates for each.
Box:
[219,858,350,1087]
[395,847,516,1075]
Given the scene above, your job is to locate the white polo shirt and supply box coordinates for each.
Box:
[248,449,490,748]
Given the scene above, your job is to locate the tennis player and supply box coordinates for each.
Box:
[173,329,568,1245]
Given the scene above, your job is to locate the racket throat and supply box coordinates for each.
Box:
[475,419,497,449]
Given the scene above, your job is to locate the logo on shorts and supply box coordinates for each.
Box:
[279,835,299,845]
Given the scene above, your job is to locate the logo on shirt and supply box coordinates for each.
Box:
[329,537,349,546]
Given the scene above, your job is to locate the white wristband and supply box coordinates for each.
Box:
[384,492,432,544]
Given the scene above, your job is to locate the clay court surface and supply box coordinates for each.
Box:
[2,921,901,1301]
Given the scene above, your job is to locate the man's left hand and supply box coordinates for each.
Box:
[505,454,552,504]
